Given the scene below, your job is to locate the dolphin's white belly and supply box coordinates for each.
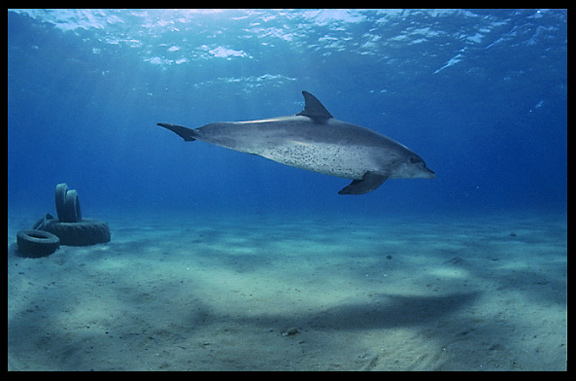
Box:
[258,140,379,179]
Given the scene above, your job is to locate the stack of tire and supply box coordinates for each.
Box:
[16,183,110,258]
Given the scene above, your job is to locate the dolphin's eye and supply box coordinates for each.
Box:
[409,156,426,166]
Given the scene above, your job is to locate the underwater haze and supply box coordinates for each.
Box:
[8,9,567,371]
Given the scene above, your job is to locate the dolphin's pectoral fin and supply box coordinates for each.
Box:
[157,123,197,142]
[338,171,389,195]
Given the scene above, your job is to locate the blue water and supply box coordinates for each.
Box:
[8,9,567,217]
[7,9,567,371]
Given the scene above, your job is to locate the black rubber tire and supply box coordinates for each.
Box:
[39,218,110,246]
[55,183,68,222]
[32,214,54,230]
[16,229,60,258]
[55,183,81,222]
[62,189,82,222]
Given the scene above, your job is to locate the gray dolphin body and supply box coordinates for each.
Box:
[158,91,435,195]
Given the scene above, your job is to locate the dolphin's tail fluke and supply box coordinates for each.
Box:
[157,123,197,142]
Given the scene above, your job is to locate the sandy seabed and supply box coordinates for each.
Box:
[7,210,567,371]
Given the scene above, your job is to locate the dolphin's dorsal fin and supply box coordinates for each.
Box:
[296,91,333,121]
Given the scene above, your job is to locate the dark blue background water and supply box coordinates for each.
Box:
[8,9,567,219]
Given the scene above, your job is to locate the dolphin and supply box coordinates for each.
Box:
[158,91,435,195]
